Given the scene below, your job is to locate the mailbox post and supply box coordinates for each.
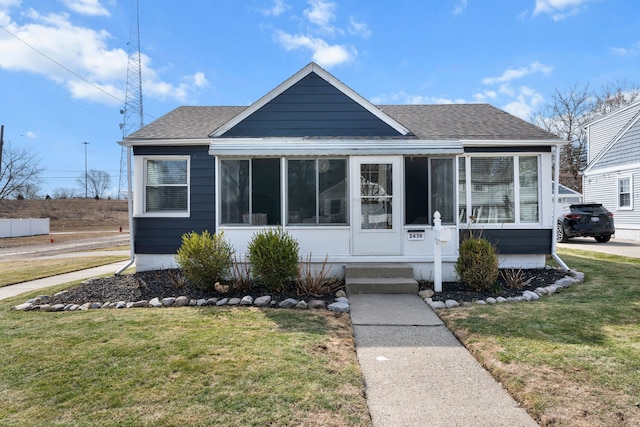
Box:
[433,211,451,292]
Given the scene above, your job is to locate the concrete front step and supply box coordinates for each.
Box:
[345,263,418,294]
[346,277,419,295]
[345,263,414,279]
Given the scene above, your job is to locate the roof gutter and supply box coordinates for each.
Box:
[551,143,570,271]
[116,145,135,275]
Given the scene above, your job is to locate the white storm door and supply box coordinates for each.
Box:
[352,157,402,255]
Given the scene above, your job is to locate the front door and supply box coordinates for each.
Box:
[352,157,402,255]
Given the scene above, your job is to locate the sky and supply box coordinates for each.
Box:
[0,0,639,198]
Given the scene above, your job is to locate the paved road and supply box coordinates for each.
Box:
[557,237,639,259]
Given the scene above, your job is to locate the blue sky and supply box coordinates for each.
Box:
[0,0,638,197]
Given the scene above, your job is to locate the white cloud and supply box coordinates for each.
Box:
[276,30,352,68]
[370,91,467,105]
[482,62,553,85]
[23,131,39,139]
[304,0,336,30]
[60,0,110,17]
[0,6,205,105]
[260,0,290,17]
[502,86,545,120]
[533,0,590,20]
[348,17,371,39]
[610,42,640,57]
[453,0,468,15]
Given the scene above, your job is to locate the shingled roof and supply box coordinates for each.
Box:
[125,103,558,142]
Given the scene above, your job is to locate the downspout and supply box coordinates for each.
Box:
[551,143,570,271]
[116,145,135,275]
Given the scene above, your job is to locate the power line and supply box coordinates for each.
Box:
[0,25,125,105]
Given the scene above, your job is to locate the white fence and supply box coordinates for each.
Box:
[0,218,50,238]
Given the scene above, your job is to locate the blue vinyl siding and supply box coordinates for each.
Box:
[133,145,215,254]
[221,72,402,137]
[459,228,552,255]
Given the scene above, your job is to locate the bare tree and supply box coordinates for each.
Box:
[77,169,112,199]
[53,187,77,199]
[533,80,640,192]
[0,142,44,200]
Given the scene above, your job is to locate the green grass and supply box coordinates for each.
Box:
[439,248,640,426]
[0,256,129,287]
[0,289,369,426]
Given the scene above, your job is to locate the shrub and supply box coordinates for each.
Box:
[455,237,499,291]
[296,254,342,296]
[500,267,533,289]
[175,230,234,289]
[248,228,299,293]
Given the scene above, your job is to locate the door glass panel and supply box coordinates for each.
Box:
[360,163,393,229]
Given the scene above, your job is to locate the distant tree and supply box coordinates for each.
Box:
[77,169,111,199]
[53,187,77,199]
[533,80,640,192]
[0,142,44,200]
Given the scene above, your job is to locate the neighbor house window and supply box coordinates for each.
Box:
[144,158,189,214]
[459,155,540,224]
[287,158,347,225]
[618,176,632,209]
[220,158,281,225]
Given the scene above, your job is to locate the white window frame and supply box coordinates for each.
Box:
[617,175,633,210]
[459,154,541,226]
[134,155,190,218]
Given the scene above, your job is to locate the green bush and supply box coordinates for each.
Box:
[175,230,234,289]
[248,228,300,293]
[455,237,499,291]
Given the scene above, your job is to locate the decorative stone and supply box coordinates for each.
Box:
[254,296,272,307]
[475,300,487,305]
[308,299,326,309]
[126,302,135,308]
[496,297,507,303]
[161,297,176,306]
[205,297,219,306]
[522,291,539,301]
[196,299,207,306]
[51,303,66,312]
[335,297,349,304]
[534,287,547,295]
[240,296,253,305]
[296,300,308,309]
[12,302,33,311]
[328,301,350,313]
[424,297,433,305]
[132,300,149,308]
[216,298,228,306]
[445,299,460,308]
[189,299,197,306]
[430,301,446,309]
[148,297,163,307]
[554,277,575,288]
[91,302,102,309]
[116,301,126,309]
[485,297,497,304]
[79,303,91,310]
[335,290,347,298]
[279,298,298,308]
[545,285,558,294]
[175,296,190,307]
[227,298,241,306]
[419,289,435,299]
[39,304,52,312]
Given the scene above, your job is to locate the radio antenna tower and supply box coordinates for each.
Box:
[118,0,144,199]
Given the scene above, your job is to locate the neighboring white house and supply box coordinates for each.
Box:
[553,182,582,205]
[583,101,640,241]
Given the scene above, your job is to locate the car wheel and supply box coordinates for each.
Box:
[595,235,611,243]
[557,223,569,243]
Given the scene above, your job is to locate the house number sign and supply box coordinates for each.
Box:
[407,230,425,240]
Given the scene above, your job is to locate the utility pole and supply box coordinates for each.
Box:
[83,141,89,198]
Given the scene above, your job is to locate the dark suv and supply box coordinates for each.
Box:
[557,203,615,243]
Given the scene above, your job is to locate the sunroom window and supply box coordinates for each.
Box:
[287,159,347,225]
[459,155,540,224]
[144,158,189,213]
[404,157,455,224]
[220,158,281,225]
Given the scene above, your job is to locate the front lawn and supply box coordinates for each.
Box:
[439,248,640,426]
[0,297,370,426]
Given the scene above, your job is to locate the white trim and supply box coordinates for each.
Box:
[209,138,463,156]
[134,155,191,218]
[583,161,640,176]
[617,175,633,210]
[461,139,564,147]
[119,138,210,147]
[209,63,411,137]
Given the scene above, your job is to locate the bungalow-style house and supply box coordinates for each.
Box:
[583,101,640,241]
[120,63,564,281]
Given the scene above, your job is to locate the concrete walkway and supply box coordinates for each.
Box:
[350,294,538,427]
[0,261,130,301]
